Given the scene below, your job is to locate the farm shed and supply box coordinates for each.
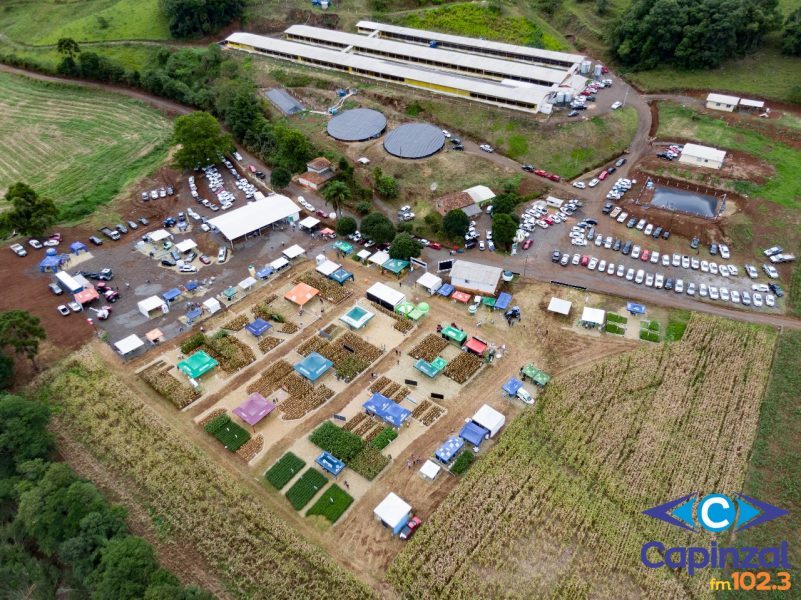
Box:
[333,240,353,254]
[460,421,489,447]
[39,255,64,273]
[239,277,257,291]
[138,295,168,318]
[437,283,454,297]
[178,351,219,379]
[382,259,409,276]
[285,282,319,306]
[547,297,572,315]
[502,377,524,397]
[739,98,765,111]
[145,329,164,344]
[705,93,739,112]
[465,337,488,356]
[203,297,222,314]
[450,260,502,295]
[415,357,447,378]
[233,393,275,426]
[282,244,306,260]
[451,290,471,303]
[580,307,606,327]
[678,143,726,170]
[245,318,272,337]
[464,185,496,204]
[265,88,305,115]
[419,460,441,480]
[363,393,411,428]
[365,282,406,311]
[356,249,372,262]
[316,451,345,476]
[223,287,237,301]
[55,271,83,294]
[113,334,144,356]
[294,352,333,381]
[374,492,412,535]
[209,195,300,246]
[256,265,275,279]
[417,272,442,294]
[494,292,512,311]
[435,437,464,464]
[472,404,505,437]
[74,287,99,305]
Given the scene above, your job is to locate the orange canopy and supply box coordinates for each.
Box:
[74,287,99,304]
[284,282,319,306]
[145,328,164,342]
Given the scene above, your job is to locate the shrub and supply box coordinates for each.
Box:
[204,414,251,452]
[370,427,398,450]
[306,484,354,523]
[180,333,206,354]
[309,421,364,461]
[451,451,474,475]
[348,446,390,481]
[285,468,328,510]
[265,452,306,490]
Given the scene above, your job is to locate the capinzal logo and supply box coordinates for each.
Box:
[640,493,790,576]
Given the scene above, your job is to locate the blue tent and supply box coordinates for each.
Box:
[316,451,345,476]
[186,307,202,322]
[437,283,455,297]
[246,318,272,337]
[185,280,199,292]
[502,377,524,396]
[363,393,411,428]
[70,241,88,255]
[627,302,646,315]
[163,288,181,302]
[435,437,464,463]
[256,265,275,279]
[494,292,512,311]
[294,352,333,381]
[329,268,353,285]
[460,421,489,447]
[38,255,63,273]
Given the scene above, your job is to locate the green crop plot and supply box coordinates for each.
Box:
[306,484,354,523]
[285,468,328,510]
[265,452,307,490]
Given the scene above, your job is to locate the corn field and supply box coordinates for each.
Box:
[388,315,776,600]
[39,349,375,600]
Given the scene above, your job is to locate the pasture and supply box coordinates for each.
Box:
[388,315,776,599]
[0,71,171,221]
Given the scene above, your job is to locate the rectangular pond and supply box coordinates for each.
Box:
[650,186,719,218]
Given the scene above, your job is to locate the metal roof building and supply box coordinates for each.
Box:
[209,195,300,245]
[705,93,740,112]
[450,260,503,295]
[678,143,727,170]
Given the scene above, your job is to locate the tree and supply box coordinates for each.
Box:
[360,213,396,245]
[0,352,12,390]
[492,213,518,249]
[373,168,399,199]
[0,396,52,478]
[491,192,519,215]
[89,536,164,599]
[57,38,81,58]
[355,201,372,215]
[321,181,351,216]
[423,211,442,233]
[173,112,232,170]
[270,167,291,189]
[443,209,469,238]
[160,0,246,38]
[2,183,58,237]
[782,8,801,55]
[0,310,46,368]
[335,217,357,236]
[389,233,421,260]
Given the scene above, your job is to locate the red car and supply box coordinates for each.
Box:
[522,239,533,250]
[641,249,651,262]
[399,516,422,540]
[49,232,63,242]
[429,242,442,250]
[199,254,211,265]
[534,169,548,177]
[580,255,590,266]
[544,216,554,225]
[547,174,561,182]
[315,209,328,218]
[598,170,609,181]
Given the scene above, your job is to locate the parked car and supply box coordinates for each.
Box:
[115,223,128,234]
[479,144,494,153]
[399,516,422,540]
[89,236,103,246]
[769,283,784,297]
[48,282,63,295]
[57,305,71,316]
[217,247,228,263]
[611,101,622,110]
[29,239,43,249]
[9,243,27,257]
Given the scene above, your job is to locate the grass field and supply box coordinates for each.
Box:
[657,102,801,209]
[388,315,776,599]
[39,348,373,599]
[0,0,170,45]
[0,40,162,72]
[306,484,354,523]
[0,70,172,221]
[265,452,307,490]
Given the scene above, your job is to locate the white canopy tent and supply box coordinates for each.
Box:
[138,295,168,318]
[175,239,197,253]
[114,334,145,355]
[316,260,340,277]
[239,276,257,290]
[419,460,441,480]
[472,404,506,438]
[416,272,442,293]
[356,249,372,261]
[298,216,320,230]
[374,492,412,532]
[270,257,289,270]
[365,282,406,310]
[581,307,606,325]
[283,244,305,260]
[209,195,300,243]
[148,229,172,242]
[369,250,390,266]
[203,297,222,314]
[547,297,572,315]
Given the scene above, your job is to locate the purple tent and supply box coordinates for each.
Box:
[232,393,276,426]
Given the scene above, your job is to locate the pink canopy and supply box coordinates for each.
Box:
[232,393,276,426]
[451,291,471,303]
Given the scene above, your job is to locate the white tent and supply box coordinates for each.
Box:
[374,492,412,533]
[148,229,171,242]
[464,185,495,204]
[114,334,144,355]
[547,297,572,315]
[270,257,289,270]
[298,216,320,230]
[316,260,340,277]
[175,239,197,253]
[369,250,390,266]
[239,276,257,290]
[203,297,222,314]
[356,249,372,261]
[419,460,441,481]
[282,244,305,259]
[416,272,442,293]
[138,295,168,318]
[365,282,406,310]
[581,307,606,325]
[472,404,506,437]
[209,195,300,242]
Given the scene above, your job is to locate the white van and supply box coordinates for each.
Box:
[217,247,227,263]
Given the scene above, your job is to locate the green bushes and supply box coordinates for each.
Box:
[349,446,390,481]
[309,421,364,461]
[285,468,328,510]
[265,452,306,490]
[370,427,398,450]
[307,484,354,523]
[450,451,474,475]
[204,414,251,452]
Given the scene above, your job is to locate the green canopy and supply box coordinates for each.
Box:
[441,325,467,343]
[382,258,409,274]
[178,350,219,379]
[408,308,425,321]
[417,302,430,313]
[522,363,551,386]
[396,301,415,315]
[481,296,496,307]
[223,286,237,300]
[333,241,353,254]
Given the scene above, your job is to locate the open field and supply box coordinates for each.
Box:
[0,40,163,72]
[388,315,776,599]
[0,70,172,221]
[37,347,374,599]
[0,0,170,45]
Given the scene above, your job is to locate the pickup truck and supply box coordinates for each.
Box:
[99,227,121,241]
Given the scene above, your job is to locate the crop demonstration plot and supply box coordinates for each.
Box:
[0,71,171,220]
[266,452,307,490]
[389,315,775,599]
[285,468,328,510]
[307,485,354,524]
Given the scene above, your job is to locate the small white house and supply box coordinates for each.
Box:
[472,404,506,438]
[374,492,412,535]
[706,93,739,112]
[138,295,168,318]
[678,143,727,170]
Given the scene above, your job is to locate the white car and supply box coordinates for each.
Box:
[617,264,626,277]
[442,129,451,138]
[598,259,607,272]
[742,291,752,306]
[719,265,729,277]
[604,236,613,249]
[719,244,730,260]
[720,287,730,302]
[686,282,696,296]
[68,301,82,313]
[572,253,581,265]
[479,240,486,251]
[572,181,587,189]
[486,231,493,240]
[654,274,664,289]
[691,257,700,270]
[179,265,197,273]
[200,223,210,232]
[765,294,775,307]
[644,224,653,236]
[700,260,710,273]
[635,269,645,284]
[625,268,635,281]
[745,264,758,279]
[611,101,623,110]
[636,219,647,231]
[616,212,629,223]
[709,262,719,275]
[650,251,660,264]
[662,254,670,267]
[10,243,27,257]
[631,245,641,259]
[763,264,779,279]
[728,265,739,276]
[680,256,689,269]
[674,279,684,293]
[645,273,654,287]
[752,283,770,292]
[217,247,227,263]
[731,290,741,304]
[588,178,600,188]
[595,234,603,247]
[709,286,719,300]
[699,283,708,297]
[607,262,616,275]
[588,257,598,270]
[479,144,494,153]
[753,292,763,307]
[672,253,681,267]
[29,239,43,249]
